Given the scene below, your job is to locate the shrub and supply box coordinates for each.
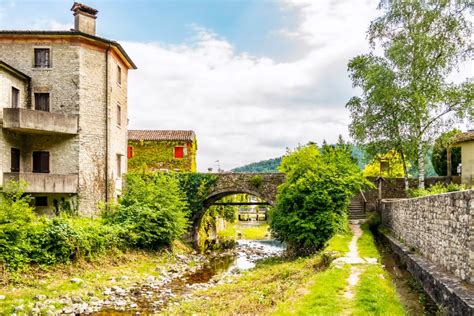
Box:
[103,173,190,250]
[408,182,467,197]
[270,143,372,256]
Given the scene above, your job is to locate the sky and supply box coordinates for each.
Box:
[1,0,472,171]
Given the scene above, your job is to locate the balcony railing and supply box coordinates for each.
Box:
[3,172,78,193]
[2,108,78,135]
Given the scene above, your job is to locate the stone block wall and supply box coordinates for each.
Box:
[380,190,473,284]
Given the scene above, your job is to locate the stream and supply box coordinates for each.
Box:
[89,239,285,315]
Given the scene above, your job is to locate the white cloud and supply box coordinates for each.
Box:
[125,0,380,171]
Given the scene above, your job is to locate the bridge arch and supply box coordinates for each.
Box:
[191,172,285,248]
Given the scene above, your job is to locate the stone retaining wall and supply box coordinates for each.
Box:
[380,190,473,284]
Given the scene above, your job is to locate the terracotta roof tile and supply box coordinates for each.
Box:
[128,130,195,142]
[453,130,474,143]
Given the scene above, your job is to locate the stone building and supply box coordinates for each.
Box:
[0,2,136,215]
[128,130,197,172]
[453,130,474,186]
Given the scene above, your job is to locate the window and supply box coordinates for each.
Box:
[35,93,50,112]
[11,87,19,108]
[127,146,134,159]
[116,154,122,177]
[174,146,184,159]
[116,103,122,127]
[32,151,50,173]
[34,48,50,68]
[11,148,20,172]
[117,65,122,84]
[35,197,48,207]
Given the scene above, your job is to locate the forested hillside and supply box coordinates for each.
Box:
[231,157,282,173]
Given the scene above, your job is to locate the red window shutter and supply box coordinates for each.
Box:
[174,146,184,159]
[127,146,134,159]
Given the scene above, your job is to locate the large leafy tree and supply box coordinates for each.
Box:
[270,142,371,256]
[347,1,473,188]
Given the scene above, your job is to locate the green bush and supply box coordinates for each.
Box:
[270,143,372,256]
[408,182,467,197]
[103,173,190,250]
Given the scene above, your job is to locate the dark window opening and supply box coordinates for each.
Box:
[35,93,50,112]
[35,196,48,207]
[32,151,50,173]
[117,65,122,84]
[34,48,50,68]
[12,87,19,108]
[117,103,121,127]
[174,146,184,159]
[11,148,20,172]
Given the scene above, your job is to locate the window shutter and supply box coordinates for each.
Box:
[174,147,184,159]
[33,151,49,173]
[33,152,40,173]
[127,146,134,159]
[42,152,50,173]
[11,148,20,172]
[11,88,19,108]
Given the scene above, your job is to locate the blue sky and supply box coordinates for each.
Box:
[2,0,302,60]
[1,1,472,171]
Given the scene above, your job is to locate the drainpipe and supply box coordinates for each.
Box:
[105,44,111,202]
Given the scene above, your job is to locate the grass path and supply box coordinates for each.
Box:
[169,223,407,315]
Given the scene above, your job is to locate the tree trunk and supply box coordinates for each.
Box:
[417,142,425,189]
[400,150,410,191]
[447,146,452,178]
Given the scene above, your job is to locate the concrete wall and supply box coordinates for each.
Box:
[460,141,474,186]
[380,190,473,284]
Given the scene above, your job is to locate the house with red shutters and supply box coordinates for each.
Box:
[127,130,197,172]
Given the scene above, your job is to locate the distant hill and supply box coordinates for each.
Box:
[231,157,282,173]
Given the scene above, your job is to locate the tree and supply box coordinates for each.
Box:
[270,143,371,256]
[363,150,407,178]
[431,129,462,176]
[347,1,473,189]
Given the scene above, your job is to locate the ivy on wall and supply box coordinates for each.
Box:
[175,173,218,219]
[128,139,197,173]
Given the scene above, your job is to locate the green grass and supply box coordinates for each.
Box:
[238,223,270,240]
[272,265,351,315]
[324,229,353,256]
[353,265,407,315]
[357,223,380,259]
[0,243,188,315]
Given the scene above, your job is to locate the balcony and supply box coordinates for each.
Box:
[2,108,78,135]
[3,173,78,193]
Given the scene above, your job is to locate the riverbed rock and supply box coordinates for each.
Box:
[0,295,5,300]
[70,278,83,284]
[34,294,46,301]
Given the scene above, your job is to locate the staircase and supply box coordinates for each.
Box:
[349,198,366,221]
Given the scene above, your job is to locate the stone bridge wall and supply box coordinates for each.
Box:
[380,190,473,284]
[204,172,286,207]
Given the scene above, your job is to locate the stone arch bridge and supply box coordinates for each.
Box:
[192,172,285,247]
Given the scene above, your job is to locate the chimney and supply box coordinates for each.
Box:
[71,2,98,36]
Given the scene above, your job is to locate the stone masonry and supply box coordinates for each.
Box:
[380,190,473,284]
[0,2,136,215]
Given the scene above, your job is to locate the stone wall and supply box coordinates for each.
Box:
[360,176,461,211]
[380,190,473,284]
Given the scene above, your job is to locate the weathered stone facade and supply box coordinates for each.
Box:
[0,3,136,215]
[380,190,473,284]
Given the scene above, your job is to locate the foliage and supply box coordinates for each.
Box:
[232,157,282,173]
[408,182,468,197]
[176,173,218,219]
[431,129,462,176]
[128,139,197,173]
[270,142,373,256]
[363,150,407,178]
[347,1,473,189]
[250,175,263,188]
[103,173,189,249]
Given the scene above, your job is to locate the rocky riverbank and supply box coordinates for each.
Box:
[6,240,284,315]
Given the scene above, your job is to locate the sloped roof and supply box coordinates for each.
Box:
[0,30,136,69]
[453,130,474,143]
[0,60,31,81]
[129,130,196,142]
